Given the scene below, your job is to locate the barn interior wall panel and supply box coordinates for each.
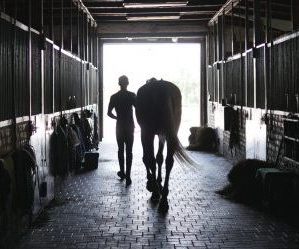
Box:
[207,14,299,168]
[44,41,53,114]
[31,32,42,115]
[256,47,265,109]
[213,64,218,102]
[92,68,98,105]
[0,3,99,248]
[54,48,61,113]
[207,66,215,102]
[233,58,244,107]
[0,18,13,121]
[82,65,87,107]
[74,60,82,108]
[246,52,254,108]
[14,26,29,118]
[224,60,232,104]
[271,42,290,112]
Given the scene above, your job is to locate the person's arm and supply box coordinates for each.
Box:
[132,93,137,107]
[107,97,117,119]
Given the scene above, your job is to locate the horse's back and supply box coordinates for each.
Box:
[136,80,181,134]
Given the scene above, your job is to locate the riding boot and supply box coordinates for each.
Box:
[118,150,125,179]
[125,151,132,186]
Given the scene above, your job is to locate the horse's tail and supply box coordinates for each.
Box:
[165,94,197,167]
[169,132,196,167]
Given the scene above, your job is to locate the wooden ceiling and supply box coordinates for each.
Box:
[3,0,294,39]
[80,0,295,39]
[82,0,227,23]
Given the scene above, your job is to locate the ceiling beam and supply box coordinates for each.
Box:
[88,6,219,14]
[209,0,241,25]
[83,0,226,8]
[93,15,212,21]
[97,19,208,37]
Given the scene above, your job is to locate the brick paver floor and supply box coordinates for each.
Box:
[16,141,299,249]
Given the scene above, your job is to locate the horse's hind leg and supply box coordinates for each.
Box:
[159,144,174,212]
[141,130,160,199]
[141,131,155,181]
[156,135,165,192]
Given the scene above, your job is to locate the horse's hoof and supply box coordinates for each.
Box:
[146,180,154,192]
[158,198,169,213]
[151,192,161,203]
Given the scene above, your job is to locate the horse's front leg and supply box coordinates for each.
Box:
[156,135,165,192]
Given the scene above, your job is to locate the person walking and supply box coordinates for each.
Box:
[107,75,136,187]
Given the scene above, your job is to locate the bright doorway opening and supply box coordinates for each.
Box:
[103,43,201,147]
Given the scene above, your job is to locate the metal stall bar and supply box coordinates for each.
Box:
[265,0,271,110]
[99,40,103,140]
[244,0,249,107]
[70,0,73,52]
[231,1,234,56]
[201,37,207,126]
[77,3,80,57]
[51,0,55,113]
[221,10,225,103]
[11,0,17,148]
[253,0,262,108]
[41,0,45,115]
[61,0,64,49]
[29,0,32,117]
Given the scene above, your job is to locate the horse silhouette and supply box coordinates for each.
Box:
[136,78,192,212]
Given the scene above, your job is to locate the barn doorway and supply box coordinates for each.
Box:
[102,43,201,147]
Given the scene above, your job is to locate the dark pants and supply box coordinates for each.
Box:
[116,125,134,179]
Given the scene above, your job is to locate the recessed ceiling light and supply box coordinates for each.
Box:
[123,1,188,8]
[126,15,181,21]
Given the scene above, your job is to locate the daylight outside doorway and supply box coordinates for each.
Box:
[103,43,201,147]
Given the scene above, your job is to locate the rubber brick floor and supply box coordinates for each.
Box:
[16,142,299,249]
